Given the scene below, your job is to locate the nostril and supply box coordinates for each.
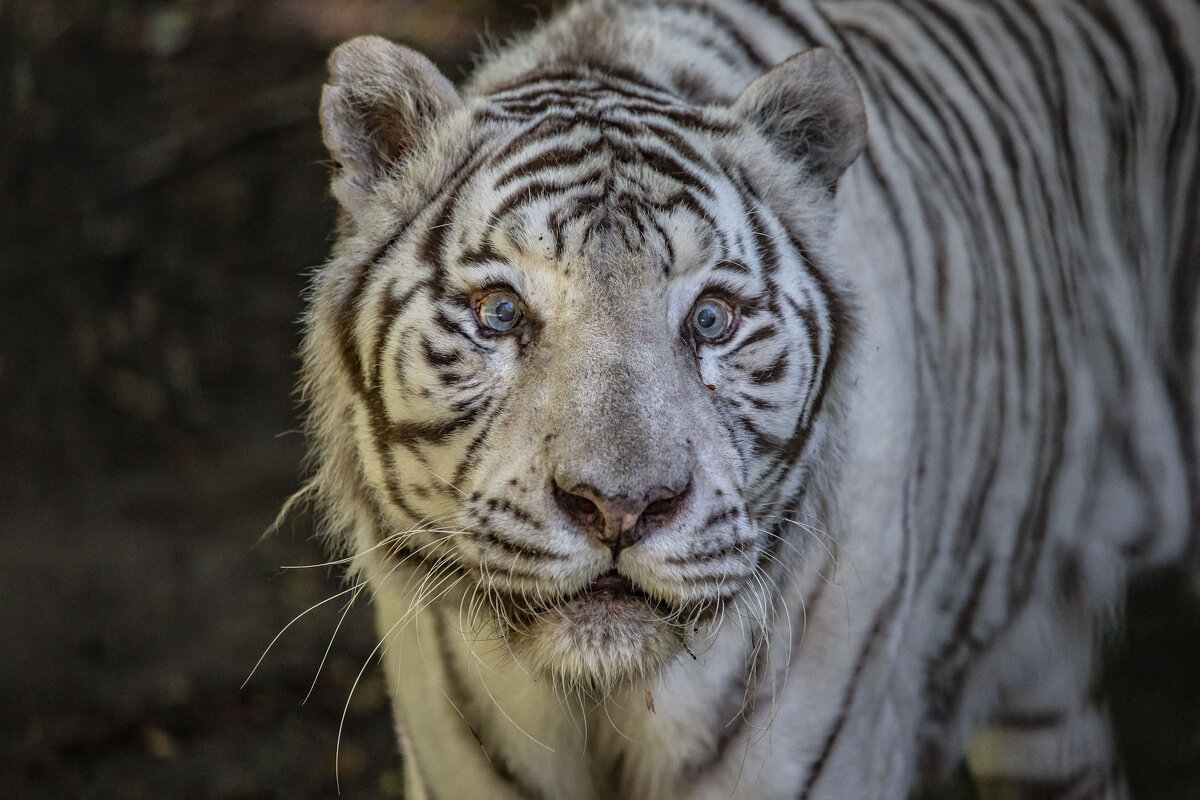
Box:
[551,480,603,532]
[643,494,682,524]
[551,476,691,549]
[640,483,689,529]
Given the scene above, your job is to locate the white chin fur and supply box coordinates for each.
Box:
[505,595,694,693]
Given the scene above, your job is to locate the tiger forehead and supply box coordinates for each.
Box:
[456,91,732,283]
[468,207,721,286]
[476,66,733,126]
[473,82,730,183]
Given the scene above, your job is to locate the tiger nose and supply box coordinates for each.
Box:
[551,478,690,552]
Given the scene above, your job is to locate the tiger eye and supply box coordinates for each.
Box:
[691,296,734,341]
[479,291,523,332]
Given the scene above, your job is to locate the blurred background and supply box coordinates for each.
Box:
[0,1,1197,798]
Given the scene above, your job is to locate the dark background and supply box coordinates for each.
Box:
[1,1,1197,798]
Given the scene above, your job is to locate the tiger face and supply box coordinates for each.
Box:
[306,36,866,691]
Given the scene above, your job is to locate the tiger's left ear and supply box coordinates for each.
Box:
[732,48,867,187]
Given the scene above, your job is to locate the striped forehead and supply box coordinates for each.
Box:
[477,67,734,130]
[451,70,741,280]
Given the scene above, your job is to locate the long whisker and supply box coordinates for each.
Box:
[303,579,369,704]
[335,566,468,791]
[762,513,842,576]
[242,580,361,689]
[467,647,557,751]
[279,511,469,570]
[415,461,470,497]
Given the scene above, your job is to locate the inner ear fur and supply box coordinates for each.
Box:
[320,35,462,213]
[733,48,867,187]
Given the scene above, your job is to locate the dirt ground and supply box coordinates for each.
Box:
[1,2,1198,799]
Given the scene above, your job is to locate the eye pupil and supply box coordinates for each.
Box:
[480,291,522,332]
[692,298,732,341]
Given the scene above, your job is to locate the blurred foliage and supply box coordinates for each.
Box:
[0,0,553,506]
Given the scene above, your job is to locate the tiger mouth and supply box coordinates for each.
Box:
[568,569,655,605]
[499,569,678,626]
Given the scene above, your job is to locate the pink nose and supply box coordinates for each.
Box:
[551,479,689,553]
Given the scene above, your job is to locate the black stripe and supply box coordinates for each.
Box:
[1135,0,1194,203]
[493,143,598,189]
[1144,1,1200,557]
[702,506,741,529]
[839,19,985,325]
[421,337,459,368]
[484,63,677,102]
[729,323,777,352]
[615,140,715,195]
[796,585,902,800]
[431,307,485,350]
[490,170,607,224]
[370,280,426,389]
[458,237,506,267]
[733,413,785,459]
[485,114,583,165]
[718,162,848,498]
[750,352,788,384]
[335,228,409,395]
[924,557,992,722]
[648,214,676,273]
[452,398,510,485]
[640,119,718,173]
[484,68,737,134]
[380,467,427,522]
[662,535,746,566]
[482,496,547,532]
[650,0,771,70]
[714,258,753,276]
[336,129,488,396]
[647,188,716,228]
[1007,0,1088,234]
[781,293,822,421]
[742,0,816,46]
[739,392,779,411]
[390,409,483,447]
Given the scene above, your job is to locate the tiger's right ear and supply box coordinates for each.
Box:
[320,36,462,213]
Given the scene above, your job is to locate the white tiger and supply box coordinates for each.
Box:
[295,0,1200,797]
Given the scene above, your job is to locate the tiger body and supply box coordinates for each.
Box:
[300,0,1200,797]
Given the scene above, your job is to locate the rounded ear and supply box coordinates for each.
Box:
[732,48,867,187]
[320,35,462,213]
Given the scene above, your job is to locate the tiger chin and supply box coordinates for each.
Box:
[500,571,701,692]
[292,0,1200,798]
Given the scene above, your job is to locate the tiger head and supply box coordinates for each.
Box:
[303,32,866,693]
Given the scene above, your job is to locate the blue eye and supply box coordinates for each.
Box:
[691,296,734,341]
[479,291,523,332]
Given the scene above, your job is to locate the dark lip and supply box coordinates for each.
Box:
[572,569,661,606]
[499,570,678,625]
